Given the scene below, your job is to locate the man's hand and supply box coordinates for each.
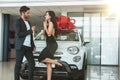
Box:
[32,26,36,31]
[33,47,36,51]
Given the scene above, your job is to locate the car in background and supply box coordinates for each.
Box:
[20,29,89,80]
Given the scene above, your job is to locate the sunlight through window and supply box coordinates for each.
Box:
[107,0,120,16]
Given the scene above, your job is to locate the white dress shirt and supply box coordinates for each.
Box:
[23,21,31,47]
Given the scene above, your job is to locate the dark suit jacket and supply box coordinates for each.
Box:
[14,17,35,50]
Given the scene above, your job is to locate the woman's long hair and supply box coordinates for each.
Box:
[45,11,59,37]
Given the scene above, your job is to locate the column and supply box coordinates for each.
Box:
[0,13,3,61]
[118,16,120,79]
[2,14,10,61]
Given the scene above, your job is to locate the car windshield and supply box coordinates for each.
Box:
[56,30,79,41]
[34,30,79,41]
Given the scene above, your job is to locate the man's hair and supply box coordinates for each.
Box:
[19,6,30,14]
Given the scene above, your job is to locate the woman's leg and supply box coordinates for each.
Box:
[46,63,52,80]
[41,58,62,66]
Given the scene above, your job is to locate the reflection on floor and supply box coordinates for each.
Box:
[86,66,119,80]
[0,59,119,80]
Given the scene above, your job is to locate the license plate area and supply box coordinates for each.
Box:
[35,62,55,68]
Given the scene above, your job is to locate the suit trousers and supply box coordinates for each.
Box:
[14,45,35,80]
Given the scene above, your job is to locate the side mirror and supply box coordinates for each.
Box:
[83,41,90,46]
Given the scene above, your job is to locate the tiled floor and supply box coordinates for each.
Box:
[0,59,119,80]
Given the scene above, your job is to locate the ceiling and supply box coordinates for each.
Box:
[0,0,108,17]
[0,1,108,28]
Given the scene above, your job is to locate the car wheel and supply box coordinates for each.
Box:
[20,62,28,79]
[20,74,28,79]
[81,54,87,80]
[72,54,86,80]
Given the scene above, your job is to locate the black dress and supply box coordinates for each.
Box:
[38,32,58,62]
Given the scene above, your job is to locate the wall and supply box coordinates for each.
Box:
[9,15,16,59]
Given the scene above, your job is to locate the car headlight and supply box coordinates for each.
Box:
[73,56,81,62]
[67,46,79,55]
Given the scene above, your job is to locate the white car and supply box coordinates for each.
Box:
[20,29,88,80]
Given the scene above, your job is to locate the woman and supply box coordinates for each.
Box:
[38,11,62,80]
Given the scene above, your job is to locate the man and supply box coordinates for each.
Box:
[14,6,35,80]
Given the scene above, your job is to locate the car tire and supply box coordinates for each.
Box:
[20,62,28,79]
[72,54,86,80]
[20,74,28,79]
[81,54,87,80]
